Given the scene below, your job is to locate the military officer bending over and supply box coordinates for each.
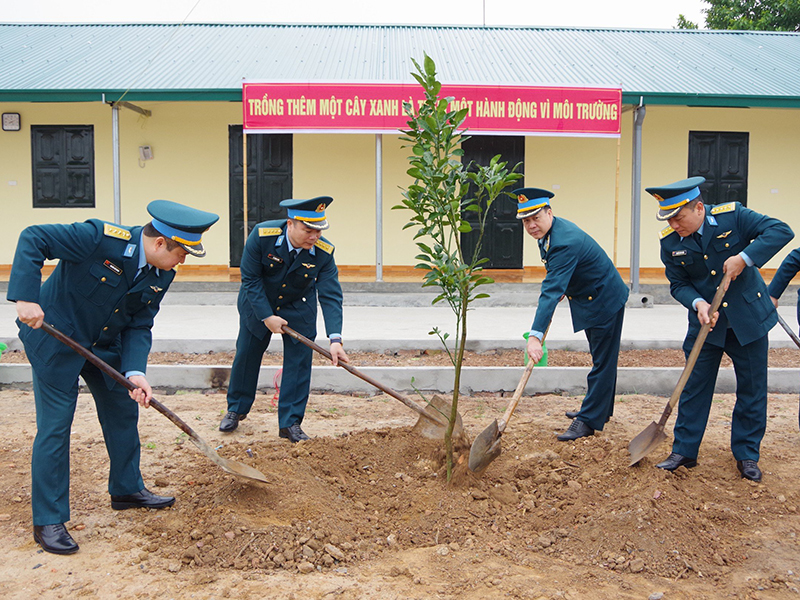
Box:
[220,197,347,442]
[647,176,793,482]
[519,187,629,442]
[8,200,219,555]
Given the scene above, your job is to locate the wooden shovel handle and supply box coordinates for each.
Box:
[40,322,199,441]
[777,313,800,350]
[658,272,732,427]
[497,325,550,433]
[280,325,443,424]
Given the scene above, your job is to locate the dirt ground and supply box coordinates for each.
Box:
[3,347,800,368]
[1,372,799,599]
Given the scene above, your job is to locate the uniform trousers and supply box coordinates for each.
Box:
[576,305,625,431]
[31,361,143,525]
[226,323,314,429]
[672,327,769,461]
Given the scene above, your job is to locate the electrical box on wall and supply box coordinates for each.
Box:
[139,145,153,161]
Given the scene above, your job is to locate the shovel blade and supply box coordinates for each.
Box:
[412,395,464,440]
[627,421,668,467]
[190,436,270,484]
[468,419,502,474]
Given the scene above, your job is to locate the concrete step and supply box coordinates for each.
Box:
[2,363,798,395]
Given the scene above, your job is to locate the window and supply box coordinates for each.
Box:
[31,125,95,208]
[688,131,749,207]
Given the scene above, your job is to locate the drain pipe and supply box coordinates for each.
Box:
[111,101,121,224]
[630,101,646,295]
[375,134,384,282]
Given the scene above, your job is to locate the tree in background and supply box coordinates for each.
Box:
[678,0,800,31]
[395,54,521,482]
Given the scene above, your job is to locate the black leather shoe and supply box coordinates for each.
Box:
[219,410,247,432]
[565,410,609,423]
[736,459,762,482]
[556,419,594,441]
[656,452,698,471]
[279,422,310,443]
[111,488,175,510]
[33,523,79,555]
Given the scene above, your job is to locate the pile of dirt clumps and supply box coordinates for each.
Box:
[129,418,798,582]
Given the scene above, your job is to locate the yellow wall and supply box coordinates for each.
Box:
[2,101,799,270]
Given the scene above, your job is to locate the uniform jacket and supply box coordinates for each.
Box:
[7,219,174,388]
[660,202,793,347]
[238,220,343,340]
[768,247,800,317]
[532,216,629,334]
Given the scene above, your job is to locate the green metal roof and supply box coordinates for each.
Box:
[1,23,799,107]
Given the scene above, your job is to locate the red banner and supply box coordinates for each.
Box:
[243,82,621,137]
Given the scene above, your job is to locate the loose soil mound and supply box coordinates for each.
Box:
[1,389,798,599]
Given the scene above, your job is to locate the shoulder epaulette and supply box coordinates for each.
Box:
[258,227,282,237]
[659,226,675,240]
[711,202,736,215]
[314,239,334,254]
[103,223,131,241]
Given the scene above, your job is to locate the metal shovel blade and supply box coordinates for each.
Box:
[411,395,464,440]
[627,421,667,466]
[190,434,270,484]
[468,419,502,474]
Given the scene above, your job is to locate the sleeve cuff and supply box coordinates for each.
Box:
[739,251,754,267]
[125,370,145,379]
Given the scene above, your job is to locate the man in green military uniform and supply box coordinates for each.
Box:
[519,187,629,441]
[7,200,219,554]
[647,177,793,482]
[220,197,347,442]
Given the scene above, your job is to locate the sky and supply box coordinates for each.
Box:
[5,0,708,29]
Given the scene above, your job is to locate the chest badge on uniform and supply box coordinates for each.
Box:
[103,260,123,275]
[149,285,163,293]
[302,263,315,269]
[716,230,732,239]
[267,253,284,264]
[672,250,687,257]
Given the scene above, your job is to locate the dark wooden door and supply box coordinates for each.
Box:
[688,131,749,206]
[460,136,524,269]
[31,125,95,208]
[229,126,293,266]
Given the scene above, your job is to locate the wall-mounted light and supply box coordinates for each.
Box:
[2,113,21,131]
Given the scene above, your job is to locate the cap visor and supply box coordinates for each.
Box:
[656,206,682,221]
[516,207,545,220]
[303,219,329,230]
[179,241,206,258]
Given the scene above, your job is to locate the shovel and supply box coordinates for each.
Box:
[628,272,731,466]
[468,357,535,475]
[775,312,800,429]
[281,325,462,439]
[41,322,270,484]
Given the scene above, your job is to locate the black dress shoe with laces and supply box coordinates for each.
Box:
[111,488,175,510]
[279,422,310,443]
[565,410,610,423]
[736,459,762,482]
[33,523,79,555]
[219,411,247,432]
[556,419,594,441]
[656,452,698,471]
